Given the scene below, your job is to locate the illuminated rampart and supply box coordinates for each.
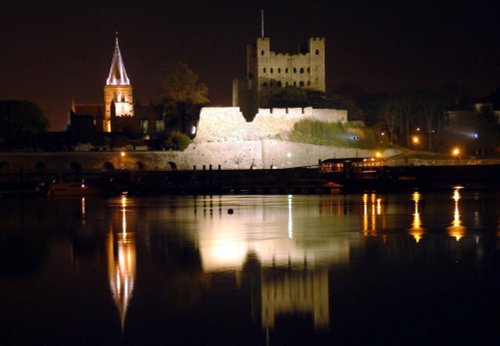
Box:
[195,107,347,143]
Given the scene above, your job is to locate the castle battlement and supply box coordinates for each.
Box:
[234,36,326,117]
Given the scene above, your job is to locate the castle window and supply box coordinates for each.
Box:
[285,68,288,73]
[300,68,304,74]
[315,49,319,55]
[293,81,296,86]
[263,68,266,73]
[293,68,297,73]
[261,50,265,55]
[156,120,165,132]
[277,81,282,87]
[278,68,281,73]
[299,81,304,87]
[140,120,148,134]
[263,82,267,87]
[285,82,289,86]
[307,81,311,86]
[270,68,273,74]
[307,67,310,73]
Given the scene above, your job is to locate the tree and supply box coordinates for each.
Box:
[267,86,309,108]
[379,96,400,146]
[442,107,499,157]
[0,100,49,149]
[357,92,388,127]
[159,62,209,136]
[486,86,500,109]
[416,91,447,151]
[268,87,366,121]
[392,90,419,147]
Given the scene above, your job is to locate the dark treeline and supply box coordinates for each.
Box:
[269,85,500,156]
[1,82,499,157]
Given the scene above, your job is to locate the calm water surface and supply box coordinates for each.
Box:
[0,188,498,345]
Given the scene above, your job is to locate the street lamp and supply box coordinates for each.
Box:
[451,147,460,165]
[120,151,126,169]
[412,135,419,150]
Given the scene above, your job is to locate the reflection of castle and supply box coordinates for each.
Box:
[261,268,329,330]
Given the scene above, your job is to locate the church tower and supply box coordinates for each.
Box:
[104,35,134,132]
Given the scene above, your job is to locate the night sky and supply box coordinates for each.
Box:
[0,0,498,131]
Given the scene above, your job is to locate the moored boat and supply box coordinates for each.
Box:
[47,179,108,197]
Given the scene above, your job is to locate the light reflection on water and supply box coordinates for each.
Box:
[0,189,498,345]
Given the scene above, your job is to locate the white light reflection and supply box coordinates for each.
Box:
[81,197,86,224]
[409,191,424,243]
[121,195,127,235]
[108,195,136,331]
[448,187,466,241]
[197,196,350,271]
[362,193,380,236]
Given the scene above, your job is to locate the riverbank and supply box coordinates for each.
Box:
[0,163,498,197]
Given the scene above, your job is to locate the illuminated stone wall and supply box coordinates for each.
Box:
[184,140,387,170]
[194,106,347,143]
[0,144,397,172]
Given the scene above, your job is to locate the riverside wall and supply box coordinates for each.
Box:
[0,106,396,173]
[0,142,396,173]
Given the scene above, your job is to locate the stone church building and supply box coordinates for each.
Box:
[67,36,166,140]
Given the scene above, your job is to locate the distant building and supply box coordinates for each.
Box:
[233,36,326,118]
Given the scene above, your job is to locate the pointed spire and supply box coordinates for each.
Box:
[106,33,131,86]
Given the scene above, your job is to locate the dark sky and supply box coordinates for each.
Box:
[0,0,499,130]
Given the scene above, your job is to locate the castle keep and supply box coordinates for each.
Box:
[233,37,326,117]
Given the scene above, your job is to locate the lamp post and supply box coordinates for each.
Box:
[120,151,126,169]
[412,136,420,151]
[451,147,460,165]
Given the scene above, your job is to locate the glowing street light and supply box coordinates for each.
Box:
[451,147,460,157]
[375,151,382,158]
[412,135,420,150]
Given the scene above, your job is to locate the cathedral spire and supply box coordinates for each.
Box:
[106,33,130,86]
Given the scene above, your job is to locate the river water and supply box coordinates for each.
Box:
[0,187,498,345]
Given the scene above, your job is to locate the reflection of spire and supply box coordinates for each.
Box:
[409,192,424,243]
[448,187,466,241]
[108,196,136,332]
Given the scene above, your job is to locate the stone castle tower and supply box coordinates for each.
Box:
[104,36,134,132]
[233,36,326,119]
